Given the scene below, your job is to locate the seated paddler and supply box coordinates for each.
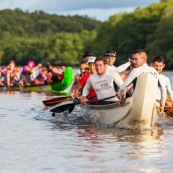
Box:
[19,61,42,87]
[45,63,65,83]
[81,56,123,105]
[69,61,87,97]
[119,49,166,114]
[152,56,173,107]
[75,57,97,100]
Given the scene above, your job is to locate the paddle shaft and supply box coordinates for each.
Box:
[43,96,69,104]
[43,98,70,107]
[50,95,116,113]
[43,95,97,107]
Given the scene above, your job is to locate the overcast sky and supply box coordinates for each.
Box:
[0,0,161,21]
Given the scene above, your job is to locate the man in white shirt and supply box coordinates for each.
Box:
[119,49,166,114]
[153,56,173,106]
[105,50,131,73]
[81,56,123,105]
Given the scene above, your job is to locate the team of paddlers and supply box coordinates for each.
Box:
[1,49,172,115]
[69,49,173,115]
[0,60,65,88]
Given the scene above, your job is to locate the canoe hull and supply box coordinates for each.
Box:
[0,84,52,92]
[118,72,159,128]
[86,98,133,125]
[85,73,160,128]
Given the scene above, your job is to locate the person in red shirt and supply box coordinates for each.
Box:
[69,62,86,97]
[76,57,97,100]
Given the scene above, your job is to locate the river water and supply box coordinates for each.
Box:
[0,71,173,173]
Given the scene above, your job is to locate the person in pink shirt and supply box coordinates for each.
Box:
[19,60,42,87]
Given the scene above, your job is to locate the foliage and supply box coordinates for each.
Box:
[1,1,173,69]
[0,9,100,66]
[92,1,173,68]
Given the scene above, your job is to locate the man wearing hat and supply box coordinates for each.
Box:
[83,50,96,63]
[105,50,131,73]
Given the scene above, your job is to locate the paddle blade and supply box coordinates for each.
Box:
[43,99,68,107]
[69,106,75,113]
[50,103,75,113]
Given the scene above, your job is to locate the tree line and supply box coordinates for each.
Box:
[0,0,173,69]
[0,9,100,66]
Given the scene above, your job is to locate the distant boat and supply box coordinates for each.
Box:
[0,67,73,92]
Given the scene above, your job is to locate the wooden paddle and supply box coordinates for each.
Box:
[50,95,116,114]
[43,96,71,107]
[42,94,97,108]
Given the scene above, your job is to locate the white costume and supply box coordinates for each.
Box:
[82,71,123,102]
[158,74,173,102]
[120,63,166,106]
[106,62,131,73]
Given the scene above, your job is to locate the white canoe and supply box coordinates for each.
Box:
[84,73,160,129]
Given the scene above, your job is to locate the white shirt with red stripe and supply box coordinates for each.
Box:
[159,74,173,102]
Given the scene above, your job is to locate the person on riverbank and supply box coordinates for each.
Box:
[119,49,166,114]
[81,56,123,105]
[153,56,173,106]
[19,61,42,87]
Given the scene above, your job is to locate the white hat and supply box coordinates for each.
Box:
[88,56,96,63]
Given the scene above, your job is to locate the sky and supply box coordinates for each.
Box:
[0,0,161,21]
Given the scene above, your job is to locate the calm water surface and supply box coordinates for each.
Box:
[0,71,173,173]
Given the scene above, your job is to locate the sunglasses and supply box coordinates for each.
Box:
[105,53,116,57]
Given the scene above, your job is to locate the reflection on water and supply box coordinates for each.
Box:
[0,71,173,173]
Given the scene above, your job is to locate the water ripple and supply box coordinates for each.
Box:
[0,74,173,173]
